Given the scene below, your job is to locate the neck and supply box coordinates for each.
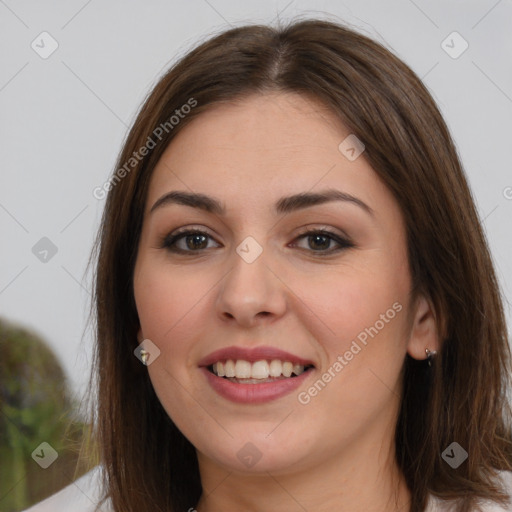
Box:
[195,436,411,512]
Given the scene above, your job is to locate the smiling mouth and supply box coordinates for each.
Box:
[208,359,315,383]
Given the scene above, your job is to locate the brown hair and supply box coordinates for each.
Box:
[90,17,512,512]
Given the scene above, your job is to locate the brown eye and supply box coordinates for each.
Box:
[184,233,208,250]
[162,230,221,253]
[291,230,353,254]
[307,234,332,251]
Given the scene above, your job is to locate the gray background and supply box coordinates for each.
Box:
[1,0,511,400]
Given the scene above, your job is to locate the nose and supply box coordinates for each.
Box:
[215,246,287,328]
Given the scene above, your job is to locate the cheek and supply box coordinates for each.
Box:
[134,261,220,367]
[287,262,408,356]
[291,272,408,429]
[133,262,219,425]
[136,259,211,331]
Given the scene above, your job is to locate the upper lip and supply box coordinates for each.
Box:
[198,346,315,368]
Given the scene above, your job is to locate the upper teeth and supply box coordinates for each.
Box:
[212,360,307,379]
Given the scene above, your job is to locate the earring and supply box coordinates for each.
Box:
[425,348,437,367]
[140,348,150,366]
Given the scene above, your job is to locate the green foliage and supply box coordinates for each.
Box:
[0,318,90,512]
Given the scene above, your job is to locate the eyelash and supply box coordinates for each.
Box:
[160,227,354,256]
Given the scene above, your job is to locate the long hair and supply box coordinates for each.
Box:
[90,18,512,512]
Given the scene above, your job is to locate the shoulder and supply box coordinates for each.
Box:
[23,466,112,512]
[426,471,512,511]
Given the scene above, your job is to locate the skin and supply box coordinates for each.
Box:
[133,92,439,512]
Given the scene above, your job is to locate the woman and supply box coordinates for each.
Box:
[26,18,512,512]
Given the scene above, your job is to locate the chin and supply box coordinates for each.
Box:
[194,428,316,475]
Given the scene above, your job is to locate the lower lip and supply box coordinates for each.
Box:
[200,366,314,404]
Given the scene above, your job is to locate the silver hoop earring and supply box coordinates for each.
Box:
[425,348,437,367]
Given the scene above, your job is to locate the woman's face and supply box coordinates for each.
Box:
[133,92,424,475]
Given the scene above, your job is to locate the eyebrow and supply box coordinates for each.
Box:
[150,189,374,217]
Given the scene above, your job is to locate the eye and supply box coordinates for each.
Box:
[161,229,221,253]
[160,227,353,255]
[290,229,353,254]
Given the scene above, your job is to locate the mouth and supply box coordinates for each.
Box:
[198,346,316,403]
[207,359,315,384]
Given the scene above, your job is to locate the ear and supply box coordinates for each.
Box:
[406,294,441,360]
[136,327,144,344]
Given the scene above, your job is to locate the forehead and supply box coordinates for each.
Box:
[145,92,398,223]
[152,92,346,177]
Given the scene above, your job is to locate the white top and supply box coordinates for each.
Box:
[23,466,112,512]
[24,466,512,511]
